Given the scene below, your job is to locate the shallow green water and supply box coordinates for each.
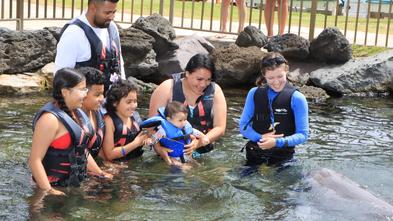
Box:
[1,90,393,220]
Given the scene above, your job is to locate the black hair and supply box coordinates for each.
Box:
[105,80,138,114]
[76,67,105,87]
[164,101,188,119]
[185,53,216,82]
[53,68,86,117]
[88,0,119,5]
[256,52,289,86]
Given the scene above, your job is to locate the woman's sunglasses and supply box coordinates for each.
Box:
[261,56,287,67]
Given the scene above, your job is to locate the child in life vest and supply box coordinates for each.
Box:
[102,80,149,163]
[141,101,209,165]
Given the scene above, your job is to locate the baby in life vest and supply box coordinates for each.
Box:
[142,101,208,165]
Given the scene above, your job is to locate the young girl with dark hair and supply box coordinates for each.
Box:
[102,80,148,162]
[29,68,110,195]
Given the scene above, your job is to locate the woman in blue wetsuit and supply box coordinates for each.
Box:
[239,52,309,166]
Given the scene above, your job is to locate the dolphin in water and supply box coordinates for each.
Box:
[307,168,393,218]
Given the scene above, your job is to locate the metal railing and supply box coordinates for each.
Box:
[0,0,392,47]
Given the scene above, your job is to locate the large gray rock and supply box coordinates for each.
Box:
[132,14,178,59]
[156,34,215,81]
[310,27,352,64]
[211,44,266,86]
[235,25,268,48]
[309,49,393,96]
[44,26,62,42]
[119,27,158,80]
[0,29,57,74]
[127,76,157,93]
[264,33,310,60]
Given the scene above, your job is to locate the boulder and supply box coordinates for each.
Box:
[0,73,47,95]
[235,25,268,48]
[44,26,63,42]
[132,14,178,59]
[309,49,393,96]
[211,44,267,86]
[264,33,310,60]
[156,34,215,82]
[310,27,352,64]
[119,27,158,80]
[0,29,57,74]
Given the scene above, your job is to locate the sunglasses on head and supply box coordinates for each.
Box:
[261,56,287,67]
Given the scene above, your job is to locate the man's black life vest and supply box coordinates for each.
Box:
[32,102,90,187]
[172,77,215,154]
[252,83,297,147]
[60,19,121,92]
[108,112,143,161]
[86,110,105,159]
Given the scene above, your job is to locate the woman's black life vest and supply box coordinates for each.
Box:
[60,19,121,93]
[32,102,91,187]
[172,77,215,154]
[245,83,297,166]
[86,110,105,159]
[108,112,144,161]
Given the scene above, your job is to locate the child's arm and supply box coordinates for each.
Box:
[103,116,148,161]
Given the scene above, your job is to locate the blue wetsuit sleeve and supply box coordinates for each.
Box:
[239,87,262,142]
[275,91,309,148]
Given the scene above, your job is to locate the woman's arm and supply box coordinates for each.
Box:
[239,87,262,142]
[148,79,172,117]
[29,113,61,191]
[275,91,309,147]
[206,84,227,143]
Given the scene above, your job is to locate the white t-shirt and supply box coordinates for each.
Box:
[55,13,125,79]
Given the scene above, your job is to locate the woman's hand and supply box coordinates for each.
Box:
[184,135,199,156]
[257,132,283,150]
[198,133,211,147]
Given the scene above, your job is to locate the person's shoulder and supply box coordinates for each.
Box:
[292,90,307,102]
[109,21,120,31]
[35,112,60,129]
[61,22,86,37]
[158,79,173,88]
[247,87,258,96]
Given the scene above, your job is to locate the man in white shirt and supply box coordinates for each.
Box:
[55,0,125,92]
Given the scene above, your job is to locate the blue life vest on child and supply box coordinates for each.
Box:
[140,107,193,158]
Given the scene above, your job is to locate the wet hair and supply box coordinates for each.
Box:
[76,67,105,88]
[53,68,86,117]
[88,0,119,5]
[185,53,216,82]
[105,80,138,114]
[256,52,289,86]
[164,101,188,119]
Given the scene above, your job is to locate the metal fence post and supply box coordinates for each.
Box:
[159,0,164,16]
[309,0,317,41]
[169,0,174,25]
[16,0,24,30]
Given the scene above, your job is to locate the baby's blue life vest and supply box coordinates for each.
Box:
[141,107,193,158]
